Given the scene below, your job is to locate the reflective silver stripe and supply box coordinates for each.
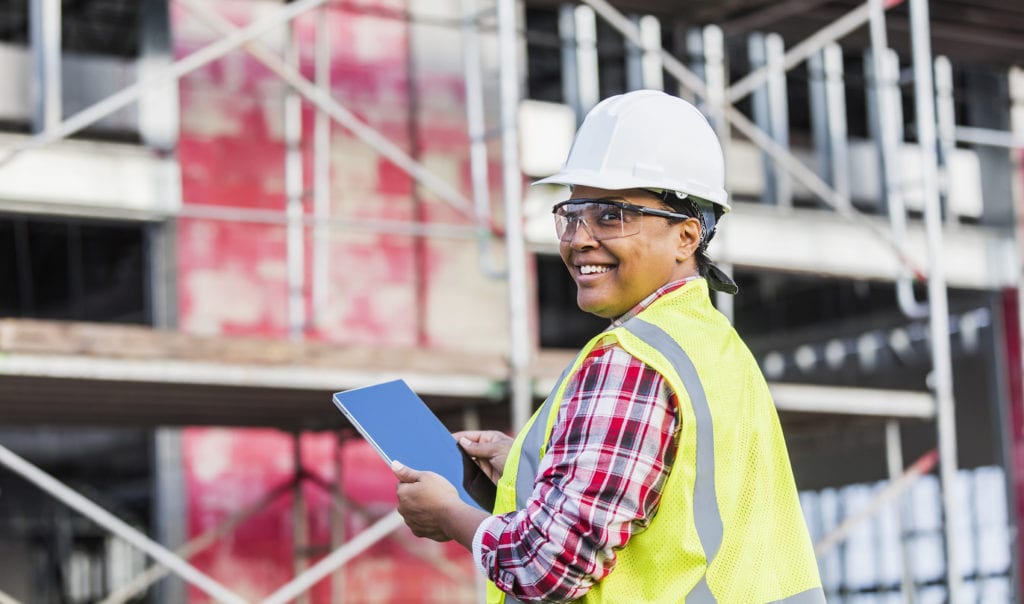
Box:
[515,362,576,509]
[684,576,716,604]
[624,318,724,600]
[514,319,726,601]
[769,587,827,604]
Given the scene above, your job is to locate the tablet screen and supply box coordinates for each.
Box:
[333,379,495,511]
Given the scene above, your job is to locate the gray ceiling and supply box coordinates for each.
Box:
[1,1,1020,66]
[529,0,1024,67]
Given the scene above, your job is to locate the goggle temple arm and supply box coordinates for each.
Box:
[657,190,718,245]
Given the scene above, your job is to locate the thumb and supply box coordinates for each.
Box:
[391,460,420,482]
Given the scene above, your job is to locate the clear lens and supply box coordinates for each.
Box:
[553,201,644,242]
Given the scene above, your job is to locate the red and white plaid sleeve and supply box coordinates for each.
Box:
[472,342,679,603]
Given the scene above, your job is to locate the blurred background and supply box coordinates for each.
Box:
[0,0,1022,602]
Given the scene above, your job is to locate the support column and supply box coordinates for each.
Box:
[153,430,186,604]
[624,14,663,92]
[1006,66,1024,604]
[574,5,599,115]
[330,433,346,603]
[808,43,848,210]
[909,0,962,600]
[934,56,956,225]
[498,0,533,432]
[29,0,61,134]
[886,421,917,604]
[292,434,309,604]
[558,5,581,117]
[138,0,178,152]
[749,32,792,208]
[311,3,332,331]
[285,19,307,340]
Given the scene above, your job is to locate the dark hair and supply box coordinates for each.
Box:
[661,195,723,279]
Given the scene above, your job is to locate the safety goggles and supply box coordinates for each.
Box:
[551,198,691,242]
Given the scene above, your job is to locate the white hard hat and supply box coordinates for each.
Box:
[534,90,729,212]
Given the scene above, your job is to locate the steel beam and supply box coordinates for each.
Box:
[580,0,930,284]
[885,421,918,604]
[0,444,248,604]
[728,2,875,104]
[497,0,534,432]
[330,435,346,602]
[867,0,930,319]
[291,435,309,604]
[28,0,61,134]
[955,126,1024,149]
[284,21,306,340]
[176,0,480,224]
[311,5,332,329]
[100,481,294,604]
[908,0,962,599]
[177,203,480,240]
[259,511,405,604]
[0,0,330,169]
[461,0,504,278]
[769,383,935,418]
[814,449,938,557]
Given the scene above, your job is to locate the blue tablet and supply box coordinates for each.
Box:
[332,379,495,511]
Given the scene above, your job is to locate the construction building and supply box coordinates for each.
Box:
[0,0,1022,601]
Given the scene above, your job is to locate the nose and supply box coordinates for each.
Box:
[567,219,599,249]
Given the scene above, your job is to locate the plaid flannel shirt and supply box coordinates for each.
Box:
[472,278,697,602]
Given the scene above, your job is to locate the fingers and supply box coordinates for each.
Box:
[460,435,513,457]
[452,430,489,443]
[458,438,490,460]
[453,429,509,443]
[391,460,421,483]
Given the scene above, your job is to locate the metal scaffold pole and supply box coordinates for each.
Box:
[28,0,62,133]
[285,15,306,340]
[497,0,533,431]
[0,444,248,604]
[0,0,330,168]
[908,0,963,600]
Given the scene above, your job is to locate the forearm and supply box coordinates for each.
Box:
[443,501,492,551]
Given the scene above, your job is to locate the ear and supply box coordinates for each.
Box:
[675,217,702,263]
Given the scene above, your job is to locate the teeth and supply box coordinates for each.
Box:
[580,265,612,275]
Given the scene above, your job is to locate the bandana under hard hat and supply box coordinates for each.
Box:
[706,263,739,295]
[651,189,738,296]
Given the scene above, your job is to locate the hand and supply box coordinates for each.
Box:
[392,461,461,542]
[453,430,514,484]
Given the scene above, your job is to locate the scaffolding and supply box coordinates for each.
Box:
[1,0,1022,601]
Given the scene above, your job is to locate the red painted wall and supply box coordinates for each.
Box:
[173,0,496,346]
[182,429,476,602]
[172,1,501,600]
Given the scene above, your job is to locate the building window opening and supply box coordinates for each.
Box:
[0,214,150,324]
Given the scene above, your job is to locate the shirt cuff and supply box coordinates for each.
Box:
[471,513,502,577]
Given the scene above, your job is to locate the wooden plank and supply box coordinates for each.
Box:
[0,319,508,379]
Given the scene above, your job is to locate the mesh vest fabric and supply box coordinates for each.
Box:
[487,279,823,603]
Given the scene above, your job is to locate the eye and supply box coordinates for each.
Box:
[596,208,621,223]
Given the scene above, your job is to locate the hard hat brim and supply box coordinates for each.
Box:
[532,169,730,212]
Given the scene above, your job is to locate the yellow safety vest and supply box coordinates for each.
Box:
[487,279,824,603]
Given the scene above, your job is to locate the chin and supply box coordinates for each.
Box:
[577,297,616,319]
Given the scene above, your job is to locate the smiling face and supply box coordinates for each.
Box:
[559,186,702,319]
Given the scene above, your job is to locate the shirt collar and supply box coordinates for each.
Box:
[609,276,699,329]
